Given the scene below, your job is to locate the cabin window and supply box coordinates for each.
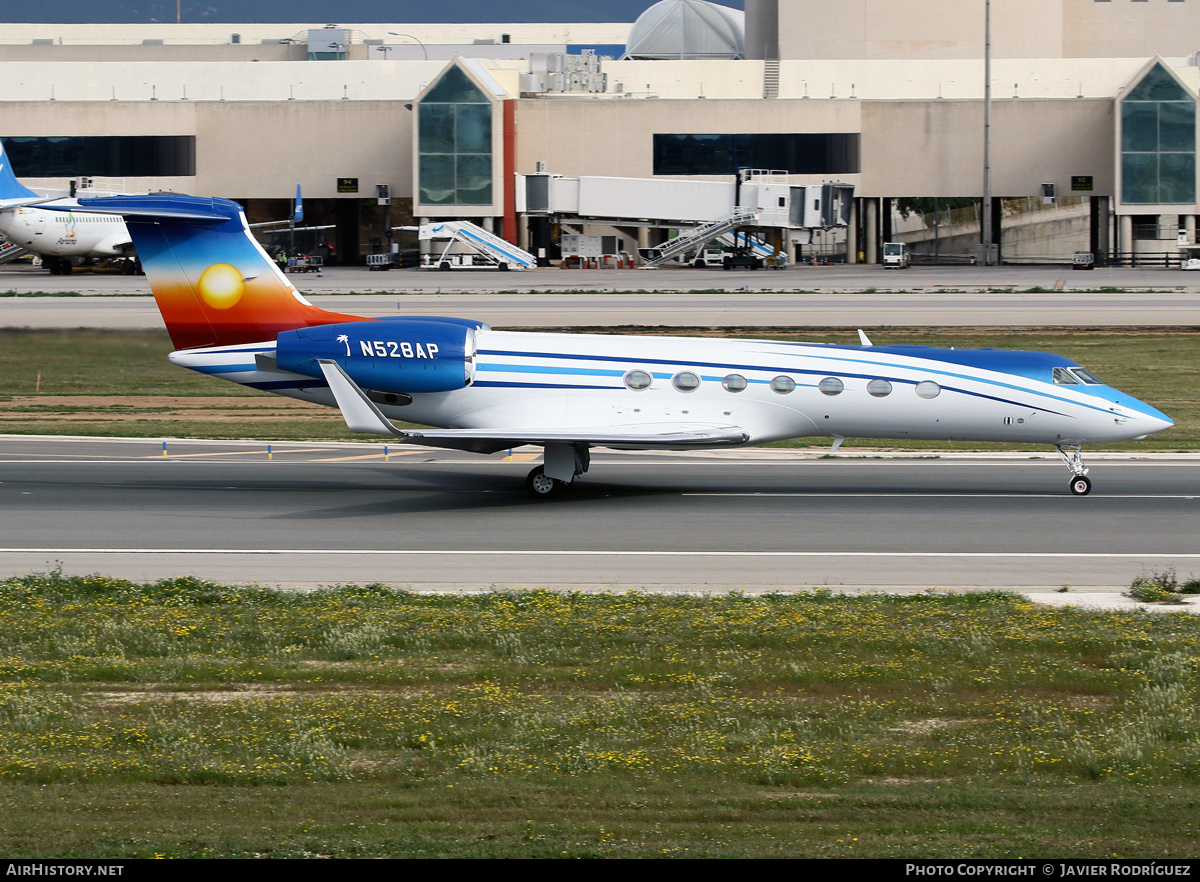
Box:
[915,380,941,399]
[672,371,700,392]
[1052,367,1081,385]
[770,376,796,394]
[867,379,893,397]
[1070,368,1104,385]
[624,369,652,390]
[818,377,844,396]
[722,374,747,392]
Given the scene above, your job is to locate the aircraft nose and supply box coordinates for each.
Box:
[1129,400,1174,439]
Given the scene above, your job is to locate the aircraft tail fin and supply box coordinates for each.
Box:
[0,140,40,201]
[79,194,364,350]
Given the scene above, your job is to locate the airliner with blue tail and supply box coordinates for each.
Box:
[76,192,1174,497]
[0,140,135,274]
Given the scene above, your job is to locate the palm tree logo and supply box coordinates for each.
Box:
[337,334,349,356]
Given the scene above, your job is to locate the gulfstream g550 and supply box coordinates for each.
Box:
[79,193,1173,498]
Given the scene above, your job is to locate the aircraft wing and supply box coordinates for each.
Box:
[316,359,749,453]
[398,425,750,454]
[249,222,335,231]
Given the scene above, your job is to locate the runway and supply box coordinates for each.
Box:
[3,264,1200,329]
[2,437,1197,606]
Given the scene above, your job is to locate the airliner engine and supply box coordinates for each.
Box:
[275,318,482,394]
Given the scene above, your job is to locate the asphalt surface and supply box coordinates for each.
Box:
[2,263,1200,329]
[3,263,1197,604]
[1,437,1197,609]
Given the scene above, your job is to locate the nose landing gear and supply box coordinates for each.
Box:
[1056,443,1092,495]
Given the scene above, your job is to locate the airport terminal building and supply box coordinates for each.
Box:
[2,0,1200,265]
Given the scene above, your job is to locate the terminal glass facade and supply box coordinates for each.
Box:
[418,67,493,205]
[2,136,195,178]
[653,133,860,176]
[1120,63,1196,204]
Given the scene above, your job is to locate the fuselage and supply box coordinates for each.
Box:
[169,327,1174,449]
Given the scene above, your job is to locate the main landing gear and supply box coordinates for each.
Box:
[1056,443,1092,496]
[526,465,569,498]
[525,442,590,499]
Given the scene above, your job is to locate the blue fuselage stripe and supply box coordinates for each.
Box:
[478,348,1098,418]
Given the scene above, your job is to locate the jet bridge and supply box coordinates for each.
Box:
[520,170,852,267]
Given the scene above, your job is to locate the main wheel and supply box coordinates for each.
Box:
[1069,475,1092,496]
[526,466,560,499]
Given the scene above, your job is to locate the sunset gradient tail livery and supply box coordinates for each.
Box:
[79,194,363,349]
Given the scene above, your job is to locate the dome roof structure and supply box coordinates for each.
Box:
[623,0,746,60]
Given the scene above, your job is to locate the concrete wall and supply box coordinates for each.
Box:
[0,99,411,200]
[860,99,1114,198]
[515,96,863,182]
[196,101,411,199]
[749,0,1200,61]
[1061,0,1200,59]
[761,0,1058,61]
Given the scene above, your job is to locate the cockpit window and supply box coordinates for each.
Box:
[1052,367,1080,385]
[1070,368,1104,385]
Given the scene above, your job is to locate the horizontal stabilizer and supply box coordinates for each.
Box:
[317,359,750,454]
[0,196,55,210]
[76,195,236,222]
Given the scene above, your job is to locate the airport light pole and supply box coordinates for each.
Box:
[982,0,993,266]
[388,33,428,60]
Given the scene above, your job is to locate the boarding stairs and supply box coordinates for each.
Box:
[410,220,536,270]
[717,231,779,261]
[0,239,27,265]
[637,207,760,269]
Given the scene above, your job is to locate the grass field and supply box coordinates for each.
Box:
[0,571,1197,858]
[0,327,1196,450]
[2,326,1197,858]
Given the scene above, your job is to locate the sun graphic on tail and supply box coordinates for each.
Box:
[197,263,245,310]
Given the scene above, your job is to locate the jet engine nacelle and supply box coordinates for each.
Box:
[275,319,477,394]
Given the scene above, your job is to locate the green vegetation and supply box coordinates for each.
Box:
[0,327,1196,448]
[0,571,1197,857]
[1129,570,1200,603]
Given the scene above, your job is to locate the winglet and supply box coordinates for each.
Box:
[857,329,873,346]
[317,359,405,437]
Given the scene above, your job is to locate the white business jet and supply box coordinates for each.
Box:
[79,193,1175,498]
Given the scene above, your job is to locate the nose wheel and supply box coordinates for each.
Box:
[1056,444,1092,496]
